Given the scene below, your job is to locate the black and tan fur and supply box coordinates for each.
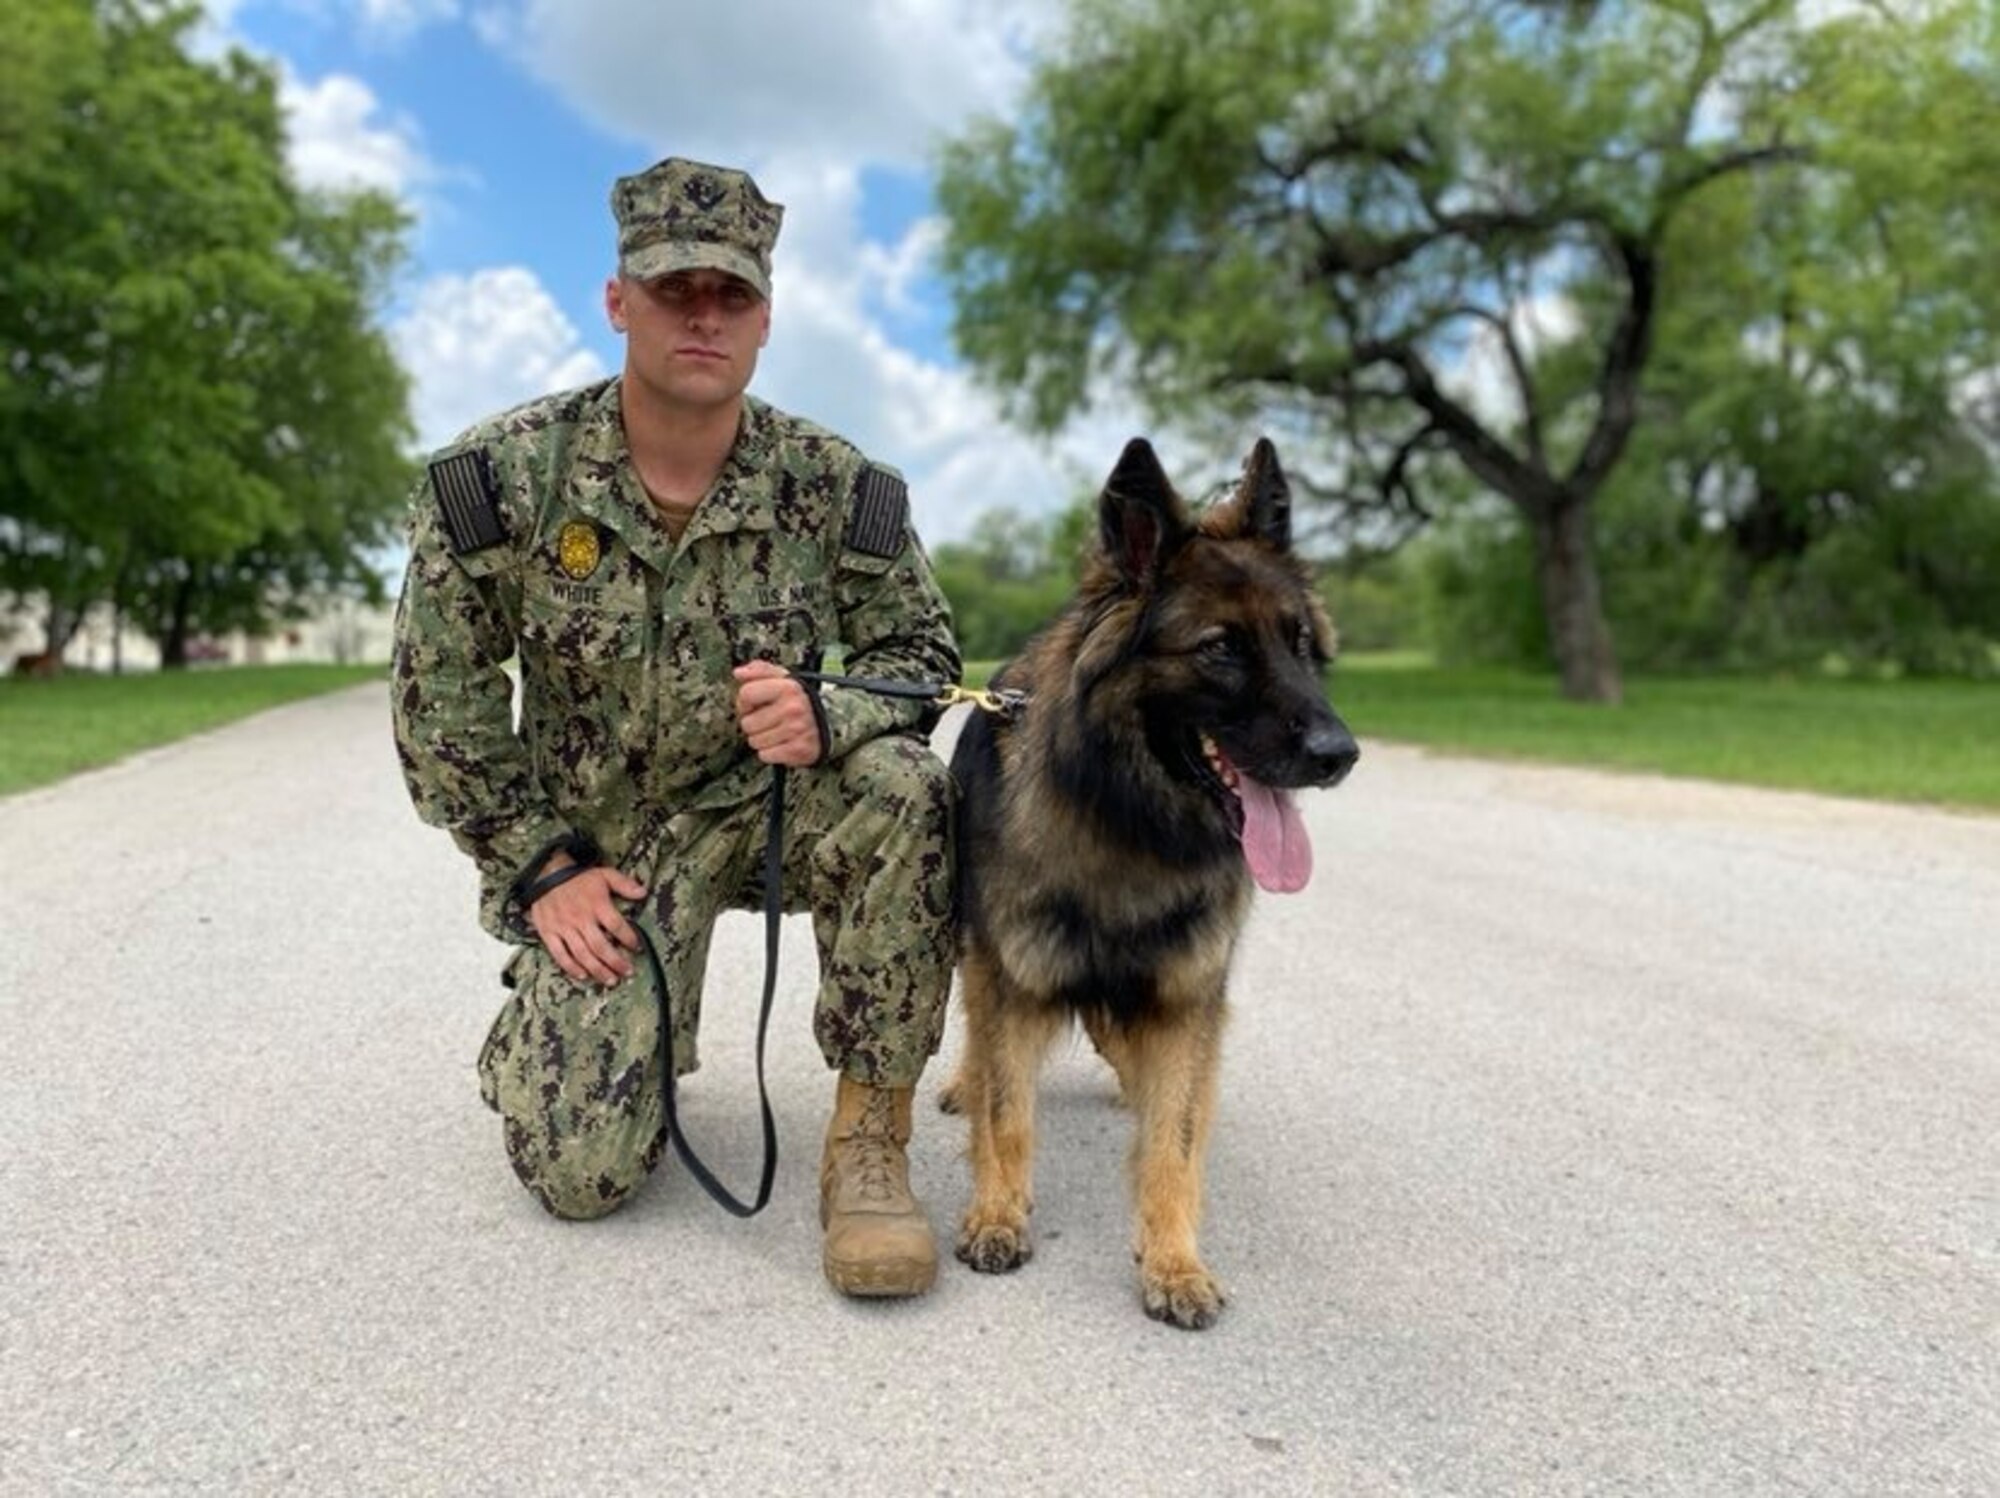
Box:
[941,436,1359,1329]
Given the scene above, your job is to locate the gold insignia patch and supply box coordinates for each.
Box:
[557,521,601,581]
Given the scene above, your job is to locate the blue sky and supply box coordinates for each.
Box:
[195,0,1129,544]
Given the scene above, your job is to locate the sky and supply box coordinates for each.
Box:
[193,0,1134,546]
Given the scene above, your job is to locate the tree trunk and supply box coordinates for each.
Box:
[1530,498,1623,704]
[159,575,196,669]
[40,597,82,658]
[111,560,131,676]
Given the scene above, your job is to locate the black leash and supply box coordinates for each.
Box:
[518,669,1023,1219]
[511,770,787,1216]
[634,767,786,1218]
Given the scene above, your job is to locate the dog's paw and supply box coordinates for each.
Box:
[1141,1262,1226,1331]
[936,1078,963,1115]
[955,1216,1033,1274]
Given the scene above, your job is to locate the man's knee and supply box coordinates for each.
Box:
[504,1115,657,1221]
[525,1169,635,1222]
[489,962,668,1220]
[836,734,952,828]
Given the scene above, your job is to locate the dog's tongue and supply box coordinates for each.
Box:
[1237,772,1312,893]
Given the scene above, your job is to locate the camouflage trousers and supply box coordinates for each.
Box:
[475,734,954,1220]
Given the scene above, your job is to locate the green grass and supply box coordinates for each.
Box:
[0,663,385,797]
[968,654,2000,810]
[1331,655,2000,809]
[11,656,1995,811]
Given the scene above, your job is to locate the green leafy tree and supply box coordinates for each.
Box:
[1382,1,2000,676]
[0,0,413,666]
[1,0,118,649]
[932,500,1093,659]
[937,0,1994,700]
[117,188,415,663]
[1599,2,2000,673]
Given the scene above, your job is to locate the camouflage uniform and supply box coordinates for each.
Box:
[392,348,960,1213]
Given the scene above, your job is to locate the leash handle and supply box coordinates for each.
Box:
[787,667,942,703]
[641,765,785,1218]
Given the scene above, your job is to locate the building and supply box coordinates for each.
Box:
[2,593,397,674]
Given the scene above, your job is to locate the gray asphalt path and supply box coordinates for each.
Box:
[2,682,1994,1496]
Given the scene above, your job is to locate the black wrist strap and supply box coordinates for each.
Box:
[507,831,604,935]
[516,859,596,909]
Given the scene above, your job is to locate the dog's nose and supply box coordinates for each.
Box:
[1304,719,1360,787]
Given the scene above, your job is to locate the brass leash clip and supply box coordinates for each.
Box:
[933,685,1030,716]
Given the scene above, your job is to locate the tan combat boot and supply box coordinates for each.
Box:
[820,1075,937,1297]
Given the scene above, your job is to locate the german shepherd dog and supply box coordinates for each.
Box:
[941,436,1359,1329]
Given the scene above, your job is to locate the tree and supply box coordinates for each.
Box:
[937,0,1995,700]
[931,502,1091,659]
[1626,3,2000,670]
[116,187,415,664]
[0,0,413,665]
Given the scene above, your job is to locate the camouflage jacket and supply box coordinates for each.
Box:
[391,378,960,936]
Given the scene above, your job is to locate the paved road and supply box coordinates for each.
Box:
[2,682,1994,1496]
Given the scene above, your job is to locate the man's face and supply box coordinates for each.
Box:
[607,268,771,414]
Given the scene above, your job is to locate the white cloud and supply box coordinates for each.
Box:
[860,217,945,322]
[191,6,441,197]
[474,0,1049,169]
[281,72,433,196]
[737,160,1152,544]
[187,0,255,58]
[196,0,462,53]
[758,284,1075,544]
[392,268,606,449]
[355,0,461,41]
[197,0,252,28]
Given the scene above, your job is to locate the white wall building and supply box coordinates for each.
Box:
[3,594,397,674]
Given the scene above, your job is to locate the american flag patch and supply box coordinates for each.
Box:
[844,465,908,560]
[428,449,507,556]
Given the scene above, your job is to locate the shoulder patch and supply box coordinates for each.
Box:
[845,465,908,560]
[428,449,508,557]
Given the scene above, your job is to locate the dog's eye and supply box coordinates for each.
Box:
[1199,633,1236,660]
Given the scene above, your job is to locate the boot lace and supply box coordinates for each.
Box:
[848,1089,900,1204]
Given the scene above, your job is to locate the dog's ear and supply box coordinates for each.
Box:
[1100,437,1188,585]
[1235,437,1292,551]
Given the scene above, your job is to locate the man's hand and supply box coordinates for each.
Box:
[733,660,824,767]
[528,854,648,985]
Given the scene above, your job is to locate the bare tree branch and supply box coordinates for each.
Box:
[1662,143,1813,209]
[1570,235,1657,494]
[1360,340,1559,514]
[1440,302,1549,470]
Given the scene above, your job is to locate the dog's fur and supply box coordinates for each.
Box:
[940,436,1358,1329]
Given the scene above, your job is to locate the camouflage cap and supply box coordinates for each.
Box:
[612,157,783,300]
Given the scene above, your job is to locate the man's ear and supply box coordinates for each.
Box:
[605,276,627,333]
